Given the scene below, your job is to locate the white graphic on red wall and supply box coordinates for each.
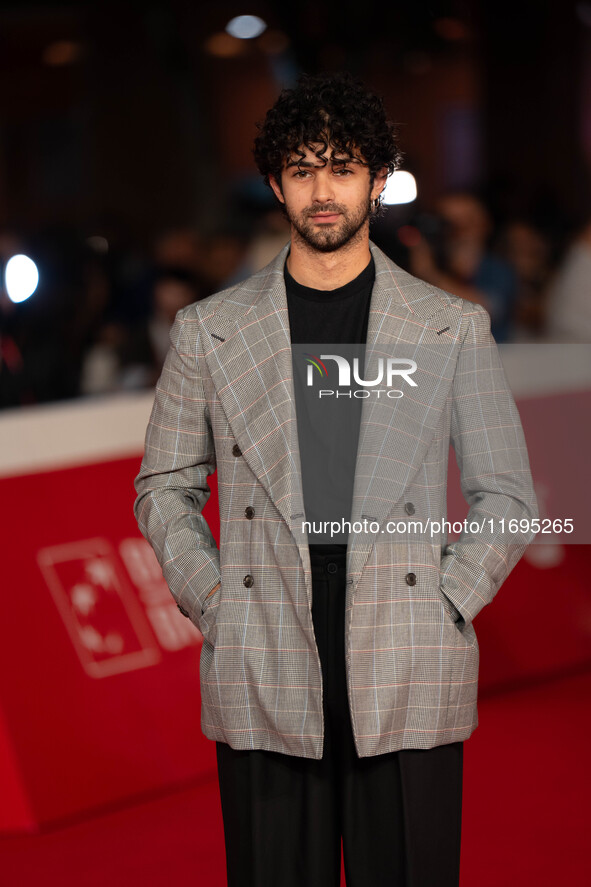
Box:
[37,538,162,678]
[119,537,202,650]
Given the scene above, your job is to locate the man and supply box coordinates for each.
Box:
[134,72,538,887]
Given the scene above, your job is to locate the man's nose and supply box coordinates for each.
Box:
[311,170,335,204]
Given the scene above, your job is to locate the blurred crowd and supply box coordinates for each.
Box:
[1,191,590,411]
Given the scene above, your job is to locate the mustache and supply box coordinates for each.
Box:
[305,205,346,216]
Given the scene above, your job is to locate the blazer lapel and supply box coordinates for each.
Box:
[347,242,463,582]
[200,244,306,546]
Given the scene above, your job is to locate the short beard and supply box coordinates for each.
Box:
[285,193,372,254]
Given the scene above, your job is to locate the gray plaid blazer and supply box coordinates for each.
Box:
[134,240,538,759]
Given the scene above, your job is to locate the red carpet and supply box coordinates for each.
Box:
[1,669,588,886]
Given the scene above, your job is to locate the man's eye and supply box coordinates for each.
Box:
[294,170,310,178]
[334,167,352,176]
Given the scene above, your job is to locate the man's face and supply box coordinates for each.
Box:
[268,142,387,253]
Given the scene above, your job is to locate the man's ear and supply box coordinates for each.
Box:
[371,165,389,201]
[268,174,285,205]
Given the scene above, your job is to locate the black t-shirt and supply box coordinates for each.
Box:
[285,254,375,556]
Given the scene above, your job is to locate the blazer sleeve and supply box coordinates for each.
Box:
[133,307,221,625]
[438,302,539,627]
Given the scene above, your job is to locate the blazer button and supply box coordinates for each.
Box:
[244,506,255,519]
[177,603,190,617]
[243,574,254,588]
[232,444,242,457]
[405,572,417,586]
[404,502,415,515]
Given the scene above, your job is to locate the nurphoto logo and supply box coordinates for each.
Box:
[303,352,418,399]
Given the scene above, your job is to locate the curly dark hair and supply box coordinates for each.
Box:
[253,71,403,206]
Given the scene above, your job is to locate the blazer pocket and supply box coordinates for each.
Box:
[198,583,221,646]
[437,584,465,629]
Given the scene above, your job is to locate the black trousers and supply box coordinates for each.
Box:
[216,550,463,887]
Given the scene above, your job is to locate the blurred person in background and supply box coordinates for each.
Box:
[153,227,203,278]
[496,219,554,341]
[134,72,537,887]
[81,265,203,393]
[197,230,250,293]
[154,226,248,296]
[78,319,126,395]
[120,265,204,389]
[543,218,591,342]
[225,207,291,283]
[407,190,518,342]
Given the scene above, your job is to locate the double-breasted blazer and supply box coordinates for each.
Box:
[134,240,538,759]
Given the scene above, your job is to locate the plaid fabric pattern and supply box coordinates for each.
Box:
[134,241,538,759]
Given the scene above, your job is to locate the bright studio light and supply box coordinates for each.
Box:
[382,171,418,205]
[5,254,39,304]
[225,15,267,39]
